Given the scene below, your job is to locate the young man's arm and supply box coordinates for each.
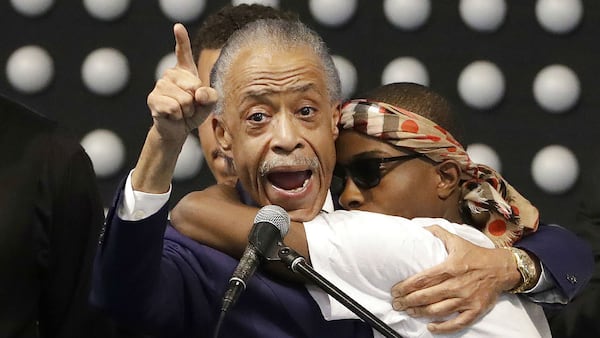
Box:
[171,184,310,281]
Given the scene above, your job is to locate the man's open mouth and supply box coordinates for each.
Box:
[267,170,312,192]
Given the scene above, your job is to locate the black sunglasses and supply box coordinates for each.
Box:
[331,153,425,195]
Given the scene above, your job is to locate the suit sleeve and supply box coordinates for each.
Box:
[515,223,594,303]
[92,184,177,333]
[91,181,219,337]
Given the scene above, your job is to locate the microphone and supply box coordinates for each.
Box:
[220,205,290,314]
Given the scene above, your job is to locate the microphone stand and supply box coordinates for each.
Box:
[278,246,403,338]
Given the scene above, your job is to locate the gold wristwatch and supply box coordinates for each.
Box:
[507,247,538,294]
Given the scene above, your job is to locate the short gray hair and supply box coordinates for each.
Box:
[210,19,341,115]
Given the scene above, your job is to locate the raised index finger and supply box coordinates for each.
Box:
[173,23,198,76]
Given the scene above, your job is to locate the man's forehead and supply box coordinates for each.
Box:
[241,82,318,98]
[225,45,327,97]
[236,43,318,67]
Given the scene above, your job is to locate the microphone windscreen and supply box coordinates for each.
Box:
[254,205,290,237]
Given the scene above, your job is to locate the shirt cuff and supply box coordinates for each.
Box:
[117,169,171,221]
[524,262,552,294]
[522,262,569,305]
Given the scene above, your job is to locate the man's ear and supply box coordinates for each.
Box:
[213,117,233,154]
[331,102,341,140]
[436,160,461,199]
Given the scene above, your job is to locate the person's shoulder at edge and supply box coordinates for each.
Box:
[1,94,56,135]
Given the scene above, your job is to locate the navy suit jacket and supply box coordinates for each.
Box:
[91,185,372,338]
[515,223,593,304]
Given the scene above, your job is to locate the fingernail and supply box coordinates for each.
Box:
[406,308,415,316]
[391,289,401,297]
[197,90,207,102]
[392,301,405,311]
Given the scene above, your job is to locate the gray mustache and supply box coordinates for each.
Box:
[259,156,319,177]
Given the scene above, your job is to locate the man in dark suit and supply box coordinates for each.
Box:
[91,18,376,338]
[0,94,112,337]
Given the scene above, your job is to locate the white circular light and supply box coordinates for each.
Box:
[459,0,506,32]
[81,48,130,96]
[80,129,126,178]
[174,134,204,181]
[332,55,357,99]
[533,64,580,114]
[383,0,431,30]
[231,0,279,8]
[536,0,583,34]
[6,45,54,94]
[466,143,502,173]
[457,60,505,110]
[381,57,429,86]
[10,0,54,17]
[309,0,357,27]
[155,52,177,81]
[83,0,130,21]
[531,145,579,194]
[159,0,206,23]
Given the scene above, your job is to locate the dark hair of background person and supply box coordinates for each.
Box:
[191,4,299,62]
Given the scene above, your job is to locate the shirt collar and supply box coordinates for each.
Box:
[322,190,334,213]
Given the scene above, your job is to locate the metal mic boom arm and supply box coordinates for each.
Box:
[277,246,403,338]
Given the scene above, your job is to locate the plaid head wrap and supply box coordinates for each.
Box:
[339,99,539,247]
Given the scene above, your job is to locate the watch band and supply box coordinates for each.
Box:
[507,247,537,294]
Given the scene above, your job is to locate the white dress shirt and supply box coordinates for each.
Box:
[304,210,552,338]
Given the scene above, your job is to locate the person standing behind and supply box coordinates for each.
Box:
[0,94,114,337]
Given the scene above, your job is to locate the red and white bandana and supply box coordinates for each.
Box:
[340,99,539,247]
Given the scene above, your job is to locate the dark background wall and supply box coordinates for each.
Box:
[0,1,597,229]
